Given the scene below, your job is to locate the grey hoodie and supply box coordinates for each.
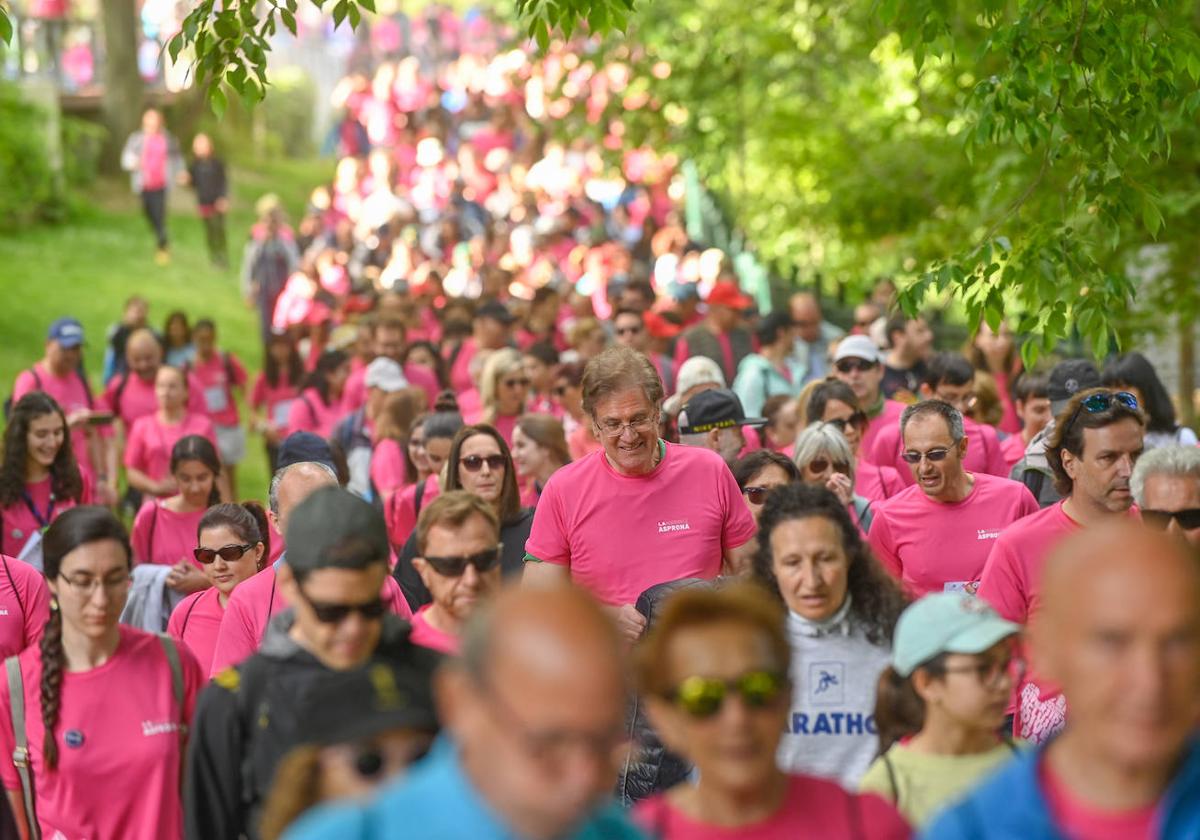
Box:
[1009,419,1061,508]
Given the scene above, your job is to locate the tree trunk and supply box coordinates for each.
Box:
[99,0,141,173]
[1180,312,1196,429]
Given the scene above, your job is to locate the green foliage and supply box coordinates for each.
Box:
[60,116,107,189]
[515,0,636,49]
[0,82,60,227]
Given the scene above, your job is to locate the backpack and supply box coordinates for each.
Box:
[3,367,94,421]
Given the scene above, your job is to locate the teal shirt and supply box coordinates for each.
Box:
[732,353,800,417]
[283,738,646,840]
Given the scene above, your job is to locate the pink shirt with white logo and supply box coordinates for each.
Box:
[867,474,1039,596]
[131,500,206,567]
[188,352,248,427]
[866,416,1010,487]
[525,443,757,606]
[633,774,911,840]
[0,625,204,840]
[123,412,217,488]
[168,587,225,675]
[409,605,458,655]
[0,476,86,559]
[0,555,50,659]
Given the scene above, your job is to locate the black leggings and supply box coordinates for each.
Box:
[141,188,168,249]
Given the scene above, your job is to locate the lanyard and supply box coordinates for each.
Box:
[21,490,56,530]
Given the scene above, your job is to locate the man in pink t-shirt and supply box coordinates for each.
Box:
[868,401,1038,596]
[831,334,906,457]
[342,317,443,410]
[977,387,1145,743]
[926,522,1200,840]
[524,347,757,641]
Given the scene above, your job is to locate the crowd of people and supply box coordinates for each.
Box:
[2,6,1200,840]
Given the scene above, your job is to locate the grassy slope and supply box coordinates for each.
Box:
[0,157,332,504]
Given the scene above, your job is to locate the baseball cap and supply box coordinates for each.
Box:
[669,281,701,303]
[475,300,517,325]
[365,358,409,393]
[642,310,682,340]
[833,334,884,365]
[297,662,439,747]
[277,432,337,473]
[706,280,753,311]
[48,317,85,349]
[286,485,390,577]
[663,356,726,415]
[678,388,766,435]
[1048,359,1101,414]
[892,593,1020,678]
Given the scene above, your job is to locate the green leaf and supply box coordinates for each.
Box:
[209,85,227,119]
[1141,194,1163,237]
[280,9,297,35]
[332,0,349,28]
[360,0,377,11]
[348,3,361,29]
[1,9,15,45]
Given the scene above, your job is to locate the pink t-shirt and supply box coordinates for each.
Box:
[286,387,346,439]
[13,362,103,475]
[168,587,225,676]
[370,438,412,499]
[140,131,168,191]
[409,605,458,655]
[446,338,479,394]
[1001,433,1028,471]
[101,371,207,430]
[342,362,441,413]
[188,352,248,427]
[131,500,206,567]
[525,443,757,606]
[385,475,440,549]
[861,399,906,458]
[867,474,1039,595]
[208,563,412,676]
[250,372,300,433]
[855,462,907,503]
[633,774,911,840]
[867,416,1010,487]
[0,625,204,840]
[0,476,84,558]
[492,413,518,447]
[1040,756,1156,840]
[123,412,217,487]
[0,555,50,659]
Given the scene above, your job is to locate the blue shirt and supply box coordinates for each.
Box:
[283,739,646,840]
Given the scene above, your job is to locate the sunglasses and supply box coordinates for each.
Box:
[1064,390,1140,434]
[615,325,643,336]
[743,486,773,505]
[193,543,255,564]
[901,447,952,464]
[806,457,849,475]
[502,377,530,388]
[1141,508,1200,531]
[826,414,867,433]
[667,670,787,718]
[835,358,877,374]
[296,587,387,624]
[461,454,506,472]
[424,545,503,577]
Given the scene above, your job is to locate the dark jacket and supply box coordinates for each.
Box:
[393,508,534,612]
[681,324,753,383]
[188,157,228,207]
[183,611,442,840]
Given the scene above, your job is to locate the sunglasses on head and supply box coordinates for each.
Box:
[461,454,506,472]
[901,447,952,465]
[835,358,876,374]
[424,544,503,577]
[193,543,255,564]
[297,587,387,624]
[1141,508,1200,531]
[1064,390,1140,434]
[667,670,787,718]
[806,457,849,475]
[827,414,867,433]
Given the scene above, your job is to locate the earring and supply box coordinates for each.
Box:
[50,598,59,613]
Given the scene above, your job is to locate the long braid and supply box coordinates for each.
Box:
[39,603,64,771]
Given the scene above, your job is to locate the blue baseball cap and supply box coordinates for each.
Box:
[892,593,1020,677]
[47,317,85,349]
[277,432,337,474]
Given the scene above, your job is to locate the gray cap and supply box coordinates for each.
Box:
[286,486,390,578]
[1048,359,1101,414]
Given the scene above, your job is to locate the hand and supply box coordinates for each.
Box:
[93,483,119,508]
[166,560,209,594]
[825,472,854,507]
[65,408,92,429]
[177,171,191,186]
[214,197,230,213]
[613,604,648,643]
[155,477,178,497]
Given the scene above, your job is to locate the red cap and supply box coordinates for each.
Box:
[643,310,682,340]
[706,280,753,310]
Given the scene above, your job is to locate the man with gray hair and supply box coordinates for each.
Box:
[208,433,412,676]
[1132,445,1200,546]
[867,400,1038,596]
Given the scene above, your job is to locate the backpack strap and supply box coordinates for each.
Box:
[156,633,186,729]
[113,372,131,418]
[413,479,428,516]
[1,556,25,626]
[6,656,40,840]
[1020,467,1046,502]
[882,751,901,807]
[853,496,874,533]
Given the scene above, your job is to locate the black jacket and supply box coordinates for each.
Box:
[183,611,441,840]
[188,157,228,207]
[393,507,534,612]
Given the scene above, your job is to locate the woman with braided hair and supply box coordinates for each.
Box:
[0,506,204,839]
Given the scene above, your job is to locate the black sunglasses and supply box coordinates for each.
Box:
[743,486,772,505]
[827,414,867,433]
[901,447,952,465]
[193,543,255,565]
[296,587,387,624]
[424,544,503,577]
[461,454,506,472]
[806,457,849,475]
[615,325,643,336]
[1141,508,1200,531]
[835,358,877,374]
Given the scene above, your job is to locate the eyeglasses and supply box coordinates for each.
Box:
[295,586,387,624]
[667,670,788,718]
[941,655,1024,690]
[424,545,503,577]
[901,447,952,465]
[1142,508,1200,531]
[57,572,131,597]
[460,454,506,472]
[597,415,657,438]
[743,486,773,505]
[502,377,530,389]
[806,457,849,475]
[835,358,877,374]
[826,414,867,433]
[193,543,256,565]
[615,325,643,336]
[1063,390,1140,435]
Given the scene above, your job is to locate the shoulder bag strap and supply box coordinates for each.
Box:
[6,656,39,840]
[156,633,185,726]
[883,751,901,807]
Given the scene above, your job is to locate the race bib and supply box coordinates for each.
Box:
[272,399,294,428]
[944,580,979,595]
[204,385,229,413]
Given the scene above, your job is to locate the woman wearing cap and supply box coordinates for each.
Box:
[479,348,530,447]
[124,365,218,500]
[861,593,1022,827]
[732,312,801,419]
[168,502,270,674]
[794,422,876,534]
[510,415,570,508]
[287,349,351,439]
[754,484,908,788]
[0,506,204,840]
[632,584,910,839]
[807,380,907,503]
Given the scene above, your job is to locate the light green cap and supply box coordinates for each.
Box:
[892,592,1020,677]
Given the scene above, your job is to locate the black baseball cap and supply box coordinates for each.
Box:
[1048,360,1101,414]
[678,388,766,435]
[297,662,439,746]
[277,432,337,473]
[286,486,390,577]
[475,300,517,325]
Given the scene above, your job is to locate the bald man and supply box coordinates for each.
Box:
[789,291,844,383]
[285,585,644,840]
[924,522,1200,839]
